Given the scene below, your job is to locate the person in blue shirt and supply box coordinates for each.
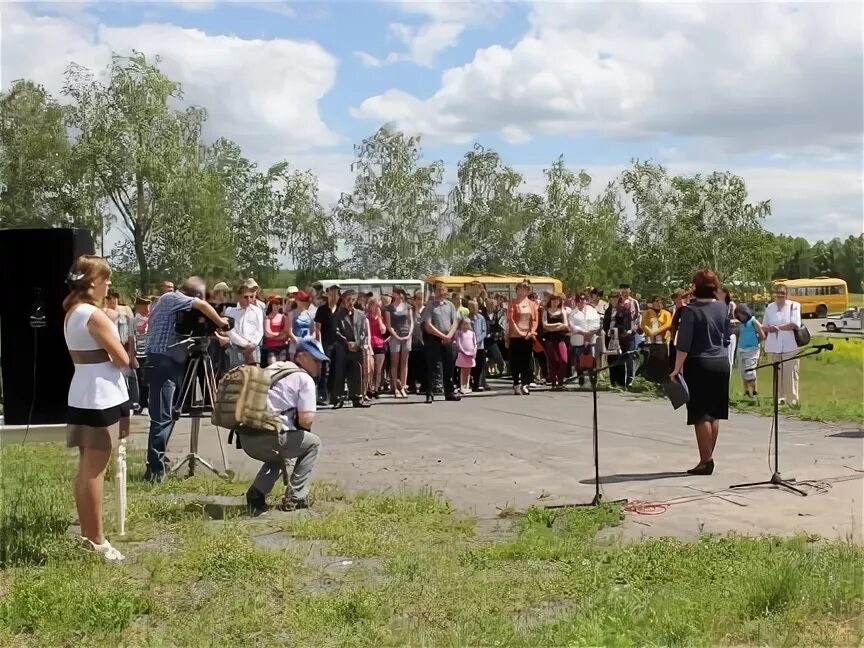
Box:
[468,300,488,392]
[733,304,765,398]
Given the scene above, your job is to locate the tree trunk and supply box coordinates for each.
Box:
[134,227,149,295]
[135,173,148,293]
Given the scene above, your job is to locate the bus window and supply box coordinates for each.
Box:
[830,285,846,294]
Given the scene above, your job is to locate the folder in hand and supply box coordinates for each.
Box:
[662,375,690,410]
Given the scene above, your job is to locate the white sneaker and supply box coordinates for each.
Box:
[462,386,472,394]
[81,536,126,562]
[521,385,530,395]
[513,385,521,395]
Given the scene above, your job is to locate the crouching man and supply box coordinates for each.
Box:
[239,337,328,516]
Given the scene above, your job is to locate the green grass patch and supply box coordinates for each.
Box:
[0,443,862,646]
[730,336,864,422]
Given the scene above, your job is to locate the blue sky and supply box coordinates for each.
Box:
[4,1,863,241]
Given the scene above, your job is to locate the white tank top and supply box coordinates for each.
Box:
[65,304,128,410]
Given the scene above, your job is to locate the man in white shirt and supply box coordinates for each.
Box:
[242,337,326,515]
[222,284,264,368]
[568,293,601,386]
[761,285,802,406]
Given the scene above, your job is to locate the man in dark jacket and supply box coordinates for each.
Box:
[331,290,370,408]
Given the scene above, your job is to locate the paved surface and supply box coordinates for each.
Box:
[126,382,864,542]
[805,317,862,339]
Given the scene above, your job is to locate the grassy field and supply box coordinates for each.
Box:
[0,444,862,647]
[730,336,864,423]
[850,293,864,307]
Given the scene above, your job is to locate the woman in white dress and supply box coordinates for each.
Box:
[64,255,131,562]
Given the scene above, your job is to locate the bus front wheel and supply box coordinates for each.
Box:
[816,304,828,318]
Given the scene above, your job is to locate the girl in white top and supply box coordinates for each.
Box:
[64,255,131,563]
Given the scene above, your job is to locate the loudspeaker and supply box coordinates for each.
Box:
[0,228,95,425]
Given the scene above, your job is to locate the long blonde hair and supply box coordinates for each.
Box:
[63,255,112,312]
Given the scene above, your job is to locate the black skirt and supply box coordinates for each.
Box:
[683,356,729,425]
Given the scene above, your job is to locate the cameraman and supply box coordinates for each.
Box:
[145,276,228,481]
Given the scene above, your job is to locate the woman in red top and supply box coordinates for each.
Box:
[365,297,387,397]
[263,297,288,365]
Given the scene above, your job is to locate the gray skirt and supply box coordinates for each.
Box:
[388,336,412,353]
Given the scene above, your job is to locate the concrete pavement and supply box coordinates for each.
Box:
[129,384,863,542]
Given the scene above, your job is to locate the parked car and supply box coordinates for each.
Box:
[823,307,864,332]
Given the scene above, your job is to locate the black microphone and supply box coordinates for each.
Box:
[812,343,834,351]
[29,288,46,329]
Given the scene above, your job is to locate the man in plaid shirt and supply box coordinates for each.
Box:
[145,277,227,481]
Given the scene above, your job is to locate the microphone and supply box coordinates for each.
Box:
[29,288,46,329]
[812,342,834,351]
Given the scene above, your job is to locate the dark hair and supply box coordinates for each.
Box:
[433,281,446,291]
[106,289,120,300]
[692,269,720,299]
[650,295,662,303]
[516,282,530,292]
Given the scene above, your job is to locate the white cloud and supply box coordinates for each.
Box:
[353,1,864,156]
[356,0,507,68]
[2,4,338,158]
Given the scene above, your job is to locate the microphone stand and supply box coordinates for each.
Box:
[548,348,640,509]
[730,345,830,496]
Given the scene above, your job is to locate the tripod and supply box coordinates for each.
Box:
[730,345,831,496]
[548,348,639,509]
[167,338,229,478]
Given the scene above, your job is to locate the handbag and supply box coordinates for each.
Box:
[791,303,811,347]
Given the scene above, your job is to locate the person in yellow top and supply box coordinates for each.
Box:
[641,295,673,383]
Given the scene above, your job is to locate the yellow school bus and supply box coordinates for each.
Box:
[424,274,564,299]
[773,277,849,317]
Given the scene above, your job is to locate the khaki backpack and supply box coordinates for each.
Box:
[212,362,305,434]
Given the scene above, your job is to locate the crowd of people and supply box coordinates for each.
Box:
[62,255,806,562]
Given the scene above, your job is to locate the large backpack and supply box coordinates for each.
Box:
[212,362,305,434]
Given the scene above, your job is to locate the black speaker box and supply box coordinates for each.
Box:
[0,228,95,425]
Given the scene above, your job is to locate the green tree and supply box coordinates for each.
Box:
[444,144,526,274]
[204,139,281,283]
[337,126,445,277]
[772,235,814,279]
[63,52,207,292]
[621,161,776,294]
[0,80,102,234]
[270,164,339,278]
[520,158,626,290]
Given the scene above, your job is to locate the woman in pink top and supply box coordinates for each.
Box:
[365,297,387,397]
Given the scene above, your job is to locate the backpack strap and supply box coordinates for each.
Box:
[269,366,306,386]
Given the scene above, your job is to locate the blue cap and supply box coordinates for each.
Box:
[295,336,329,362]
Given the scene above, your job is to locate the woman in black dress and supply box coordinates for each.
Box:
[669,269,730,475]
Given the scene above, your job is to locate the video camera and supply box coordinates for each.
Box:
[175,303,234,339]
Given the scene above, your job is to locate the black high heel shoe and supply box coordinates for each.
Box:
[687,459,715,475]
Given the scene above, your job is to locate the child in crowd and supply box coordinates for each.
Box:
[454,317,477,394]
